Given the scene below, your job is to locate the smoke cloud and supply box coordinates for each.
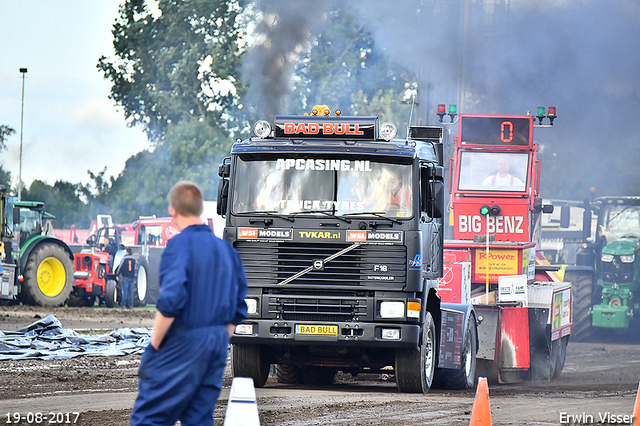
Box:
[242,0,640,199]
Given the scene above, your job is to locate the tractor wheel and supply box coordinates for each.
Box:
[134,257,149,307]
[232,344,270,388]
[395,311,436,393]
[276,364,301,384]
[564,270,594,341]
[105,280,117,308]
[21,242,73,307]
[436,315,477,390]
[301,366,337,386]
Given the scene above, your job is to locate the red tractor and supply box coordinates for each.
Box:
[70,226,148,307]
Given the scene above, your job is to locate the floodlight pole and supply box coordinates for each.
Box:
[18,67,27,200]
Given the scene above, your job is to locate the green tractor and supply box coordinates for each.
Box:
[0,185,74,306]
[564,196,640,340]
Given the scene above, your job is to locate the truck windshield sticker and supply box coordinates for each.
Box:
[275,158,371,172]
[232,158,413,218]
[457,152,529,192]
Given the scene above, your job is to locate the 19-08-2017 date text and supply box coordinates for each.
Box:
[5,413,80,424]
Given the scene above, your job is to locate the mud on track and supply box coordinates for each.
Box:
[1,305,639,426]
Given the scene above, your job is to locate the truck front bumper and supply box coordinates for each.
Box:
[231,319,420,349]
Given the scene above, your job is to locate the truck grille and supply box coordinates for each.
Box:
[266,293,370,322]
[235,241,407,288]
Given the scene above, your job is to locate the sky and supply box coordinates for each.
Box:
[0,1,149,188]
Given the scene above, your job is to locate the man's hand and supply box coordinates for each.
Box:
[150,312,175,350]
[227,324,236,338]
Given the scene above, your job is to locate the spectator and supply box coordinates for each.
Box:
[115,247,136,309]
[131,180,248,426]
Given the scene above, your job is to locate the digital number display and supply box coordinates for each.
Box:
[460,117,531,146]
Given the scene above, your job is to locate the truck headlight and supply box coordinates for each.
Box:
[381,328,400,340]
[235,324,254,335]
[245,298,258,315]
[380,301,405,318]
[620,254,635,263]
[601,254,614,262]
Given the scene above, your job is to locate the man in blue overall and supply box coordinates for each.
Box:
[131,181,248,426]
[115,247,136,308]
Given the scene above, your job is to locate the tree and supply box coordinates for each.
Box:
[97,0,246,142]
[293,9,414,118]
[0,125,15,188]
[22,180,87,228]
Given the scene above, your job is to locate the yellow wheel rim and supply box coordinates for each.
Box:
[37,256,67,297]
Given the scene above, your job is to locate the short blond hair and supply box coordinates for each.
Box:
[168,181,204,217]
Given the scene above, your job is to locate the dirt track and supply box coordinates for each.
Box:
[1,305,639,426]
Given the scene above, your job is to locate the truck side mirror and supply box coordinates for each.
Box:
[218,157,231,178]
[217,179,229,216]
[13,207,20,225]
[422,166,444,219]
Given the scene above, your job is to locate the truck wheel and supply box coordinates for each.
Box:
[564,270,593,341]
[232,344,270,388]
[105,280,117,308]
[301,366,337,386]
[276,364,301,384]
[436,315,478,390]
[134,257,149,307]
[21,242,73,307]
[395,311,436,393]
[552,336,569,379]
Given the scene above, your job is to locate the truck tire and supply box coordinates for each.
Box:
[105,280,118,308]
[301,366,337,386]
[552,335,569,379]
[395,311,436,393]
[134,257,149,307]
[20,242,73,307]
[436,315,477,390]
[276,364,301,384]
[564,270,593,341]
[232,344,270,388]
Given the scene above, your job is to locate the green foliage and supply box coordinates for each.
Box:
[0,125,15,151]
[34,1,420,230]
[0,125,16,189]
[293,9,414,117]
[0,167,11,189]
[21,180,88,228]
[97,0,246,142]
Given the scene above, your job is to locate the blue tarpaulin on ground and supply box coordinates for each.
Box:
[0,315,151,360]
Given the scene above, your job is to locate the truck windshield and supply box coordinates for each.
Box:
[600,205,640,241]
[457,152,529,192]
[232,157,413,218]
